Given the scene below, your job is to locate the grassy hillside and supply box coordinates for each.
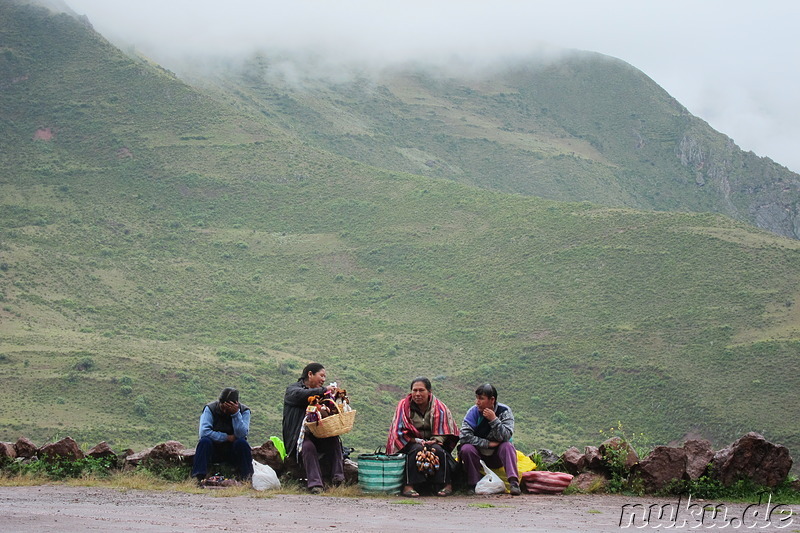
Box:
[1,1,798,465]
[197,49,800,241]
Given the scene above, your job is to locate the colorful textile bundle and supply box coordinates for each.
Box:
[521,470,573,494]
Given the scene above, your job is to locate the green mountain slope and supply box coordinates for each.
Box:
[1,1,798,464]
[199,49,800,241]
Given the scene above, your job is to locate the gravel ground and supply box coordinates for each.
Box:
[0,485,794,532]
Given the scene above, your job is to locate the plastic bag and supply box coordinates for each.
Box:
[475,460,506,494]
[251,459,280,491]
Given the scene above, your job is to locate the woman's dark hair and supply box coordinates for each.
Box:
[410,377,432,391]
[301,362,325,381]
[475,383,497,400]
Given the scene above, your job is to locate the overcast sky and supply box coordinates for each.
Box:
[64,0,800,173]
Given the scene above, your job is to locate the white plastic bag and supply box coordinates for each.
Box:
[475,460,506,495]
[251,459,280,491]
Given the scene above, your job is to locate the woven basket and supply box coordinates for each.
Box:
[305,409,357,438]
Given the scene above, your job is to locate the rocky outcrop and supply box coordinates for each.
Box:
[677,132,800,240]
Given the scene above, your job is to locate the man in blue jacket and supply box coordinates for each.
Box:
[191,387,253,484]
[458,383,521,495]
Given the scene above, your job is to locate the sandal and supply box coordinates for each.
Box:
[401,488,420,498]
[436,486,453,497]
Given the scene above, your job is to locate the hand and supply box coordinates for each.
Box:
[482,407,497,421]
[221,401,239,415]
[488,441,500,448]
[424,440,438,446]
[226,434,236,442]
[326,384,338,395]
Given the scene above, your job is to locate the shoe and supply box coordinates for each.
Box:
[436,485,453,497]
[509,481,521,496]
[465,485,476,496]
[309,486,324,495]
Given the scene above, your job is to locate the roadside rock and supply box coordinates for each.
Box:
[632,446,687,492]
[124,447,153,466]
[583,446,605,473]
[179,448,195,463]
[599,437,639,471]
[14,437,38,459]
[711,432,792,488]
[0,442,16,459]
[87,441,117,460]
[570,472,608,493]
[561,446,587,475]
[344,458,358,485]
[535,449,560,467]
[39,436,84,462]
[251,440,283,474]
[682,439,713,480]
[147,441,187,464]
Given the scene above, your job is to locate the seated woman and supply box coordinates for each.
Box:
[282,362,345,494]
[458,383,521,495]
[386,377,459,497]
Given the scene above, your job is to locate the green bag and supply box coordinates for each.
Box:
[269,436,286,460]
[357,449,406,493]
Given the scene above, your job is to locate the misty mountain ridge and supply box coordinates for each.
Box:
[1,0,798,468]
[176,46,798,241]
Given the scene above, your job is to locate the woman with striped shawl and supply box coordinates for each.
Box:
[386,377,459,497]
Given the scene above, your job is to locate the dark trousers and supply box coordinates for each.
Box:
[401,442,451,487]
[301,434,344,489]
[459,441,518,486]
[191,436,254,480]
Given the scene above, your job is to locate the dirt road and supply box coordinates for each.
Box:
[0,485,793,532]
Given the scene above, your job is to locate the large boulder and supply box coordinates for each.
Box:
[711,432,792,488]
[251,440,284,474]
[0,442,16,459]
[632,446,687,492]
[14,437,38,459]
[39,436,84,462]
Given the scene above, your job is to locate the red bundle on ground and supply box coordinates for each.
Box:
[521,471,573,494]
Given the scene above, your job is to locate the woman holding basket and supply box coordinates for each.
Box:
[283,362,345,494]
[386,377,459,497]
